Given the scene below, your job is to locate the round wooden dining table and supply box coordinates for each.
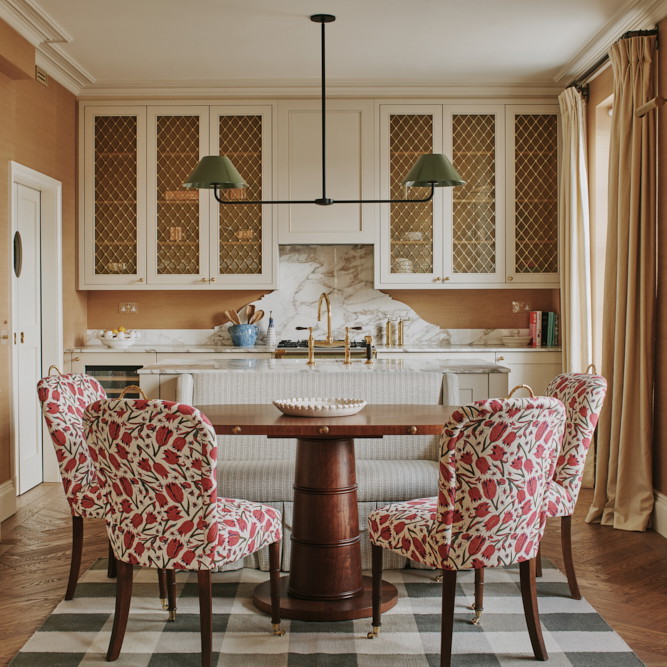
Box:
[197,403,456,621]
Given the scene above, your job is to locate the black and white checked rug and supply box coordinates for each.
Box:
[11,559,642,666]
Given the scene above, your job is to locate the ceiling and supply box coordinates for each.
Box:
[2,0,666,97]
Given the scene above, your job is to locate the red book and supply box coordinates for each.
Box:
[529,311,542,348]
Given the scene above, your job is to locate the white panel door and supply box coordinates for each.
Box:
[14,183,43,494]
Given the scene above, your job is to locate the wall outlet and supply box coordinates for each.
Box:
[119,302,138,313]
[512,301,531,313]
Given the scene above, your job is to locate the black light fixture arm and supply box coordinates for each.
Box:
[212,183,436,206]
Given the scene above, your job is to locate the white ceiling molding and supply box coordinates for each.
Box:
[554,0,667,83]
[77,79,565,101]
[0,0,92,93]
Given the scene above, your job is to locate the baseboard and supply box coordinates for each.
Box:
[0,479,17,524]
[653,490,667,539]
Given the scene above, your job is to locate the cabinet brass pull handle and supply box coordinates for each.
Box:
[72,356,81,362]
[20,332,24,343]
[433,277,441,282]
[319,426,329,435]
[232,426,242,434]
[407,426,417,435]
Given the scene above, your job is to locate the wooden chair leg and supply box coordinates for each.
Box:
[440,570,457,667]
[472,567,484,625]
[197,570,212,667]
[268,541,285,635]
[167,570,177,621]
[367,543,384,638]
[519,558,548,661]
[561,515,581,599]
[536,543,543,578]
[107,541,117,579]
[106,560,133,662]
[65,515,84,600]
[157,568,168,609]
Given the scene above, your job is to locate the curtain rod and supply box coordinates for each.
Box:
[569,28,659,98]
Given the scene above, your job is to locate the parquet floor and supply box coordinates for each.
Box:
[1,484,666,666]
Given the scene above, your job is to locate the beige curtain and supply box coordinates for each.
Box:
[558,87,593,373]
[586,35,656,531]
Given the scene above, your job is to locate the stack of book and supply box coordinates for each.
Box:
[529,311,559,347]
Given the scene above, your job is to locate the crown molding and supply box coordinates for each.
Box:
[77,78,564,101]
[554,0,667,84]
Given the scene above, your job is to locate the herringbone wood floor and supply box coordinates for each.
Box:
[1,484,666,666]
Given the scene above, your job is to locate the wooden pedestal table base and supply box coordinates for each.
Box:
[198,403,456,622]
[253,436,398,621]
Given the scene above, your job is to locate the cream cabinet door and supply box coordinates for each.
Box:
[505,105,560,286]
[495,350,562,395]
[146,107,211,287]
[81,106,147,288]
[277,99,375,243]
[210,105,277,288]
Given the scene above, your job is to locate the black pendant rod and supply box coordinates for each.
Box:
[213,13,438,207]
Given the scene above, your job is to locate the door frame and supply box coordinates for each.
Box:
[9,162,63,500]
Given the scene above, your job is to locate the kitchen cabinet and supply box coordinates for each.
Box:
[79,103,276,290]
[374,103,558,289]
[494,350,562,394]
[276,99,375,243]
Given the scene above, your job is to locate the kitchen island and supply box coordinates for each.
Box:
[138,357,510,402]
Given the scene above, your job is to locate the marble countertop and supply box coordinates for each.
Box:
[66,343,559,354]
[138,358,511,375]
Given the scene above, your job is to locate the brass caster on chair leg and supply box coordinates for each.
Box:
[470,609,483,626]
[367,626,381,639]
[160,597,168,610]
[272,623,285,637]
[168,610,177,622]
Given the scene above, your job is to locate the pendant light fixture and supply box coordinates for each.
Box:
[184,14,465,205]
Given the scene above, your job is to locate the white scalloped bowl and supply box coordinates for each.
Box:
[100,338,136,349]
[272,398,366,418]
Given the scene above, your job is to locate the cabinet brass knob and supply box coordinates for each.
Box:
[73,356,81,362]
[210,277,216,283]
[232,426,242,434]
[407,426,417,435]
[433,277,442,282]
[497,355,505,361]
[507,276,514,281]
[319,426,330,435]
[138,278,144,283]
[443,276,450,282]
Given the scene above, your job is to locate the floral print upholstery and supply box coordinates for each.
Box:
[37,373,107,519]
[368,397,565,570]
[544,373,607,517]
[84,398,282,571]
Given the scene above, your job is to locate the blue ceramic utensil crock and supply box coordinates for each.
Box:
[229,324,259,347]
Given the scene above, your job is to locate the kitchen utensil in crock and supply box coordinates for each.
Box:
[245,304,256,323]
[224,310,241,325]
[249,309,264,324]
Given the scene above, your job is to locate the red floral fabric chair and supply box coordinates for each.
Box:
[37,372,108,600]
[84,397,284,666]
[367,397,565,666]
[544,372,607,599]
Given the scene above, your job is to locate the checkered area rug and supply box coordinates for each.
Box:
[11,559,642,666]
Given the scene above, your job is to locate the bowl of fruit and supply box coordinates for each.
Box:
[99,327,140,348]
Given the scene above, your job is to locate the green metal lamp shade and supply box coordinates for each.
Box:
[183,156,246,189]
[402,153,465,187]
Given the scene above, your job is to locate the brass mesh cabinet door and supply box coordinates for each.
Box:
[210,106,275,288]
[450,109,504,283]
[507,107,559,284]
[377,105,443,286]
[82,107,147,287]
[147,107,209,286]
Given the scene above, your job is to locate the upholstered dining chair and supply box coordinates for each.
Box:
[544,371,607,599]
[84,396,284,666]
[37,369,109,600]
[367,397,565,666]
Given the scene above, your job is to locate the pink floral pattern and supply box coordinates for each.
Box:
[37,373,108,519]
[368,397,565,570]
[544,373,607,517]
[84,398,282,570]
